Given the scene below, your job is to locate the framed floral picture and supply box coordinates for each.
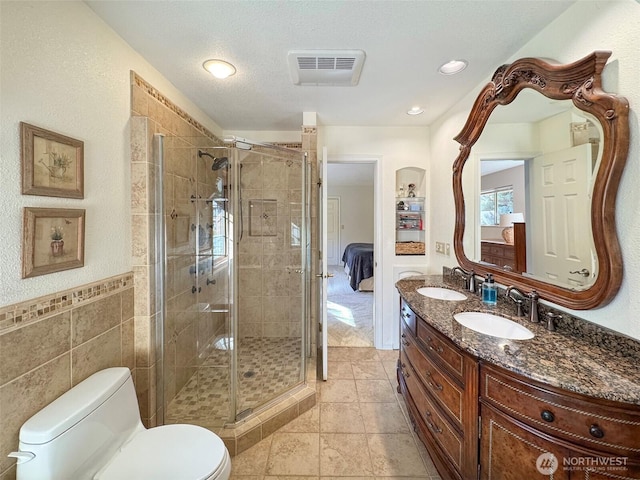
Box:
[21,122,84,198]
[22,207,85,278]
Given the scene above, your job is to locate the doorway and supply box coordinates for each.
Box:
[325,159,378,348]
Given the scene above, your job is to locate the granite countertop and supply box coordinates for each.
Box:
[396,275,640,406]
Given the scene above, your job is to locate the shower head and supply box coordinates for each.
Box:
[198,150,229,170]
[211,157,229,171]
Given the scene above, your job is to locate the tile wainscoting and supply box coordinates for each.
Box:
[0,272,134,480]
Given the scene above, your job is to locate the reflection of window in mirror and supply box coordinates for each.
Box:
[480,187,513,226]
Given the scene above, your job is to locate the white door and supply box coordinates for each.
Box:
[319,147,330,380]
[529,144,594,287]
[327,197,340,266]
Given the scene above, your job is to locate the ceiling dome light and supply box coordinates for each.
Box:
[438,59,468,75]
[407,106,424,116]
[203,59,236,79]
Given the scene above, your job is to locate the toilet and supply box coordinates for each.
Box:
[8,367,231,480]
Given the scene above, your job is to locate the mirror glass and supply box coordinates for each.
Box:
[461,89,603,290]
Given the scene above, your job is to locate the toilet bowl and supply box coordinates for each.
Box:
[8,368,231,480]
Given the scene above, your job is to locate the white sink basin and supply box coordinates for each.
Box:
[417,287,467,301]
[453,312,534,340]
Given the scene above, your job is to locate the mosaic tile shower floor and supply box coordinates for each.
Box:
[165,337,302,426]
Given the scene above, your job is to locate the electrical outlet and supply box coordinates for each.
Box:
[435,241,445,254]
[445,243,451,256]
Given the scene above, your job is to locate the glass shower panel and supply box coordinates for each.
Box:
[234,148,306,418]
[163,135,232,428]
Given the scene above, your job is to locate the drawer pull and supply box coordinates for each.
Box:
[424,335,444,353]
[424,372,443,391]
[428,380,443,391]
[589,424,605,439]
[540,410,555,423]
[402,370,410,378]
[425,412,442,433]
[402,339,410,346]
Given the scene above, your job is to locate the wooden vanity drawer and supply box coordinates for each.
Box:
[402,326,464,427]
[417,320,464,379]
[481,364,640,456]
[400,353,463,472]
[400,298,416,335]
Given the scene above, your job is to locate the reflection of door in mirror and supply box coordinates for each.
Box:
[528,143,594,288]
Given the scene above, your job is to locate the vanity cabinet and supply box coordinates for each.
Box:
[397,295,640,480]
[398,301,478,480]
[480,363,640,479]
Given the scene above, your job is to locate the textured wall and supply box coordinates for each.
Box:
[428,0,640,339]
[0,1,221,307]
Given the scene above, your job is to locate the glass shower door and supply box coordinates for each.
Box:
[233,147,307,419]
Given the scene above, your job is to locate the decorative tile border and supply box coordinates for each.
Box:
[0,272,134,333]
[131,71,223,145]
[132,72,302,152]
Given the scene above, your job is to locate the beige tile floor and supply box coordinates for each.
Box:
[231,347,442,480]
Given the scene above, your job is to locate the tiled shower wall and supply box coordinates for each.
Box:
[0,274,134,480]
[237,149,305,339]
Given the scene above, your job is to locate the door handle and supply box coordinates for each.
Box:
[569,268,590,277]
[315,273,334,278]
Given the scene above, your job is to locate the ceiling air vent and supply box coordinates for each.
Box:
[287,50,365,86]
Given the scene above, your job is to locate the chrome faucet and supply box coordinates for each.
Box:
[528,290,540,323]
[451,267,476,293]
[545,312,561,332]
[505,286,540,323]
[505,286,525,317]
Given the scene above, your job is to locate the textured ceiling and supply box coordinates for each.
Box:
[87,0,575,131]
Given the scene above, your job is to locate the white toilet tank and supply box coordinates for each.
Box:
[13,368,145,480]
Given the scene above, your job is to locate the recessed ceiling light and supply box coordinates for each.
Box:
[203,59,236,79]
[407,106,424,116]
[438,59,468,75]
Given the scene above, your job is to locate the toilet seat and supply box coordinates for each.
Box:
[95,424,230,480]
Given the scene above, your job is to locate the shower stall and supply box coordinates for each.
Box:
[155,133,309,428]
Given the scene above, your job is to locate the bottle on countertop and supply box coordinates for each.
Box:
[482,273,497,306]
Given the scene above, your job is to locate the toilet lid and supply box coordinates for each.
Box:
[96,424,228,480]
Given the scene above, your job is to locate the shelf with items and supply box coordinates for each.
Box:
[395,197,425,255]
[396,212,423,231]
[396,168,426,256]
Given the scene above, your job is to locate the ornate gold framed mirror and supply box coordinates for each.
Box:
[452,51,629,309]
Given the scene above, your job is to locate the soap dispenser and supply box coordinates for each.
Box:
[482,274,497,306]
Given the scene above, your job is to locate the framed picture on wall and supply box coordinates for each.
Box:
[21,122,84,198]
[22,207,85,278]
